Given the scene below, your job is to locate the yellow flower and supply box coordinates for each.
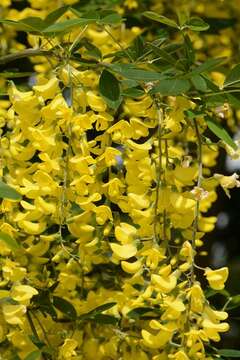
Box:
[151,271,178,293]
[202,318,229,341]
[115,222,137,244]
[168,350,190,360]
[214,173,240,197]
[86,91,107,112]
[2,304,26,325]
[7,330,38,359]
[162,298,185,320]
[33,77,59,100]
[11,285,38,306]
[94,205,113,225]
[2,259,26,282]
[205,267,229,290]
[110,243,137,260]
[141,322,177,349]
[107,120,133,143]
[98,147,122,167]
[121,259,142,274]
[188,283,204,313]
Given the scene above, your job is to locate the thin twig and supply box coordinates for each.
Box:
[191,118,203,284]
[0,49,53,65]
[153,99,163,245]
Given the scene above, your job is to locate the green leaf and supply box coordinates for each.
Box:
[219,349,240,358]
[150,78,191,96]
[204,287,230,299]
[24,350,41,360]
[0,231,20,251]
[103,97,122,111]
[143,11,178,29]
[227,93,240,108]
[0,180,22,200]
[45,6,69,26]
[70,8,100,21]
[191,74,208,92]
[205,116,237,150]
[81,38,102,59]
[185,17,209,31]
[224,64,240,87]
[108,64,165,81]
[53,296,77,319]
[184,34,195,65]
[99,69,120,102]
[122,87,145,98]
[0,19,43,33]
[129,36,144,61]
[148,43,176,65]
[29,335,46,350]
[0,72,34,78]
[19,17,46,32]
[94,314,118,324]
[43,18,96,34]
[79,302,117,320]
[0,296,18,305]
[226,295,240,310]
[187,57,226,78]
[127,307,161,319]
[98,13,122,25]
[89,302,117,313]
[33,291,57,320]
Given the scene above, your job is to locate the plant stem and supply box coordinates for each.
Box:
[31,311,52,349]
[0,49,53,65]
[103,26,134,62]
[27,311,48,360]
[153,99,163,245]
[191,118,203,283]
[69,25,88,54]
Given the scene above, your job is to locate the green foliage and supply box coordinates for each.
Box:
[24,351,42,360]
[219,349,240,358]
[52,296,77,319]
[99,69,121,102]
[0,180,22,200]
[205,116,237,150]
[0,232,21,251]
[143,11,179,28]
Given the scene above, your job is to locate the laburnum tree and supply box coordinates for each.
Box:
[1,0,240,359]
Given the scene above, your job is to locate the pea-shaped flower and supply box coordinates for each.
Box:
[204,267,229,290]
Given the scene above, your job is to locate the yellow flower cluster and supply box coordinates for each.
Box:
[1,0,240,359]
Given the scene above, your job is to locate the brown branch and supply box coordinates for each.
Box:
[0,49,54,65]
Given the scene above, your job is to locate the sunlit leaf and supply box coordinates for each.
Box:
[205,116,237,150]
[0,72,34,78]
[0,180,22,200]
[143,11,178,29]
[219,349,240,358]
[45,6,69,26]
[122,87,145,98]
[109,64,165,81]
[185,57,226,79]
[98,13,122,24]
[24,351,42,360]
[0,231,21,251]
[185,17,209,31]
[224,64,240,87]
[43,18,96,34]
[191,74,208,92]
[150,78,191,95]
